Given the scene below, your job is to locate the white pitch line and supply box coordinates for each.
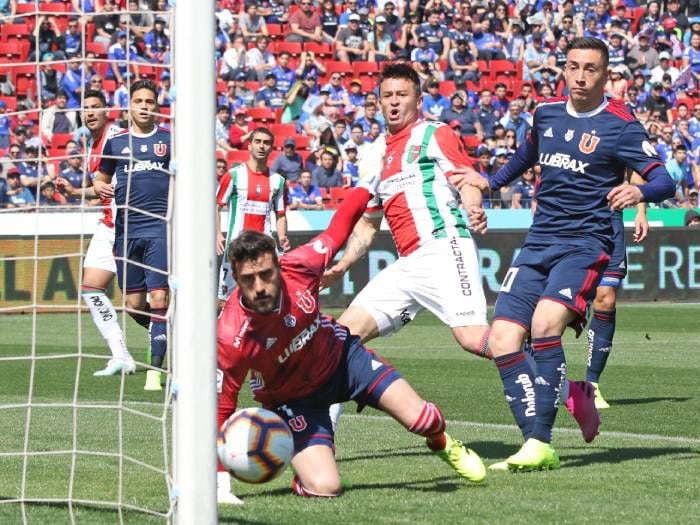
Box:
[346,413,700,446]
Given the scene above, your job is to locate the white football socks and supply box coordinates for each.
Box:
[82,290,132,361]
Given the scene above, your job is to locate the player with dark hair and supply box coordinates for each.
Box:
[57,89,138,376]
[461,37,675,470]
[216,178,487,505]
[94,79,172,391]
[215,126,288,309]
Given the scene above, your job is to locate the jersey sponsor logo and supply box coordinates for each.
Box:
[278,315,321,364]
[565,129,574,142]
[255,184,262,197]
[233,318,250,348]
[371,359,382,371]
[544,127,554,138]
[288,415,307,432]
[154,142,167,157]
[538,152,589,174]
[578,132,600,154]
[641,140,657,157]
[515,374,536,417]
[558,287,573,299]
[450,237,472,296]
[124,160,167,173]
[284,314,296,327]
[295,289,316,314]
[216,368,223,393]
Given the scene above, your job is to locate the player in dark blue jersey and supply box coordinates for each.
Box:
[585,171,648,409]
[94,79,171,392]
[461,38,675,471]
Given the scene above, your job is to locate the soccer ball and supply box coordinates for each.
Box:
[217,407,294,484]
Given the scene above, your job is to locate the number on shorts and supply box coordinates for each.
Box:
[500,267,519,293]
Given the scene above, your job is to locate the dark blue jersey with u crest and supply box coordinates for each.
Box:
[100,126,171,239]
[491,97,664,247]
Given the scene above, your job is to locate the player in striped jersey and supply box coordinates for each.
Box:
[323,63,490,359]
[215,127,288,306]
[57,90,136,376]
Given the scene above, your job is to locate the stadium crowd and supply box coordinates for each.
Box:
[0,0,699,210]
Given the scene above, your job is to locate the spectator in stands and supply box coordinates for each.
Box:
[346,79,366,114]
[511,168,536,209]
[476,88,501,139]
[607,32,629,70]
[17,145,54,189]
[61,60,85,110]
[271,138,303,183]
[241,2,268,43]
[342,143,359,187]
[666,145,692,205]
[56,148,85,199]
[333,119,349,153]
[0,101,10,151]
[260,0,288,24]
[380,2,402,39]
[40,91,78,143]
[312,149,342,190]
[686,190,699,213]
[335,13,369,63]
[441,91,482,139]
[296,51,327,80]
[492,82,509,115]
[651,51,681,84]
[645,83,673,123]
[145,17,171,63]
[656,17,683,59]
[422,80,450,121]
[675,120,695,152]
[288,169,323,210]
[62,17,83,59]
[627,34,659,74]
[38,55,63,102]
[230,71,255,108]
[681,32,700,87]
[126,0,153,43]
[271,51,296,96]
[500,100,531,145]
[0,70,14,97]
[338,0,360,26]
[366,120,383,143]
[4,143,22,170]
[216,158,227,181]
[219,35,248,81]
[215,105,232,152]
[322,74,351,108]
[39,180,67,206]
[246,35,276,82]
[354,101,383,134]
[30,16,65,62]
[4,168,35,209]
[523,35,549,82]
[415,9,451,61]
[447,38,479,83]
[107,32,140,84]
[319,0,340,40]
[157,71,172,108]
[287,0,324,43]
[605,65,628,101]
[344,123,367,159]
[256,73,285,109]
[93,0,121,46]
[411,35,439,63]
[281,80,309,124]
[369,15,396,62]
[229,108,254,150]
[474,16,507,61]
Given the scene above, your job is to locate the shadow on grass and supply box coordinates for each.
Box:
[609,397,693,406]
[0,499,169,521]
[562,446,700,468]
[336,441,521,464]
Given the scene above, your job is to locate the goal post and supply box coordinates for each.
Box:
[172,0,218,523]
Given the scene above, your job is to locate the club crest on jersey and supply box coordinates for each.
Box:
[578,132,600,154]
[140,144,148,153]
[406,145,421,164]
[565,129,574,142]
[153,143,167,157]
[295,289,315,314]
[284,314,296,327]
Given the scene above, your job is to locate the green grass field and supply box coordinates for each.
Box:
[1,305,699,524]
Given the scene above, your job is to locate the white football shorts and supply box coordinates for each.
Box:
[83,221,117,273]
[350,236,487,335]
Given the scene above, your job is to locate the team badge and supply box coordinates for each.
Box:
[579,132,600,154]
[565,129,574,142]
[154,143,167,157]
[288,415,307,432]
[295,289,316,314]
[386,154,393,165]
[406,145,421,163]
[284,314,296,327]
[255,184,262,197]
[140,144,148,153]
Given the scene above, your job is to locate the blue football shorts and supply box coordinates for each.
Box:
[113,236,169,293]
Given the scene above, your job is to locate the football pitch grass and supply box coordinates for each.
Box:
[0,304,698,524]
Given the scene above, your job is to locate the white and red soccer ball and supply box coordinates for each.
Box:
[217,407,294,484]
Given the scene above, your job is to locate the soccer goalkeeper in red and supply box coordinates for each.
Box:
[216,176,487,504]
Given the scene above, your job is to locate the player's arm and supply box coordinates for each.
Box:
[215,204,226,256]
[629,171,649,243]
[276,214,289,252]
[489,133,538,190]
[274,179,290,251]
[93,137,116,199]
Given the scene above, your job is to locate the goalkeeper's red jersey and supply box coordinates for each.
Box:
[217,188,370,429]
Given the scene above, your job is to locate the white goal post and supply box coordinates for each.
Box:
[172,0,217,523]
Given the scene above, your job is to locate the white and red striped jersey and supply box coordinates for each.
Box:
[88,122,122,229]
[364,121,471,257]
[216,162,286,246]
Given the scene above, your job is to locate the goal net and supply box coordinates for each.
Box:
[0,2,216,523]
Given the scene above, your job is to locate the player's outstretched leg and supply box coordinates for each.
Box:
[586,308,616,409]
[81,283,135,376]
[378,378,486,483]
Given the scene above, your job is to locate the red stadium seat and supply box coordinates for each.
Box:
[227,150,249,163]
[303,42,334,59]
[247,107,275,122]
[438,80,456,98]
[325,62,353,77]
[86,41,109,58]
[15,77,35,97]
[0,24,31,42]
[0,42,22,60]
[267,24,284,40]
[273,42,303,57]
[330,187,348,206]
[352,61,380,77]
[490,60,517,80]
[51,133,74,149]
[269,123,297,137]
